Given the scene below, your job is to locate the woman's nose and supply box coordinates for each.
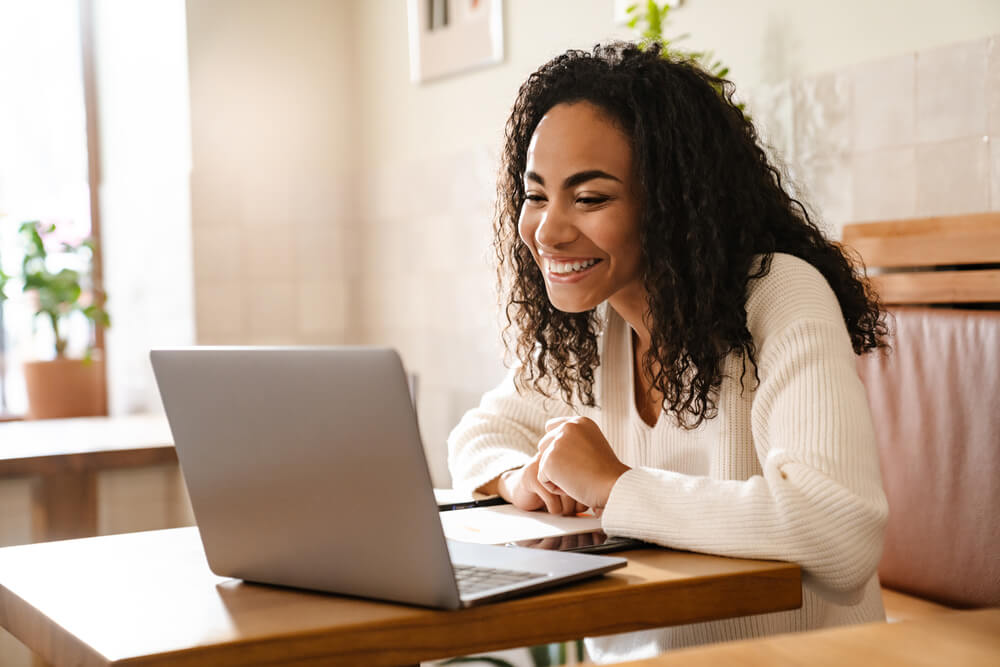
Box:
[534,207,577,249]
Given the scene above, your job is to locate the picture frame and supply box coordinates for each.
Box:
[406,0,504,83]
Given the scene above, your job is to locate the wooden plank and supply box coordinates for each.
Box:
[846,232,1000,268]
[0,528,802,667]
[613,608,1000,666]
[869,269,1000,304]
[842,212,1000,240]
[80,0,109,376]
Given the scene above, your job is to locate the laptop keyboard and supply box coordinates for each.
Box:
[453,564,546,596]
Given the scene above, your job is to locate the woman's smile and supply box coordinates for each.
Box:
[543,256,603,281]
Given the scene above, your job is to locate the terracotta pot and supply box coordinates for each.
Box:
[23,357,107,420]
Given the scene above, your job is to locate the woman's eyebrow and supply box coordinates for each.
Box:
[523,169,622,188]
[563,170,622,188]
[525,170,545,185]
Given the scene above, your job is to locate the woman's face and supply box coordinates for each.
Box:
[518,102,645,315]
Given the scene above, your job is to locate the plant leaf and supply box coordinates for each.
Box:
[83,304,111,328]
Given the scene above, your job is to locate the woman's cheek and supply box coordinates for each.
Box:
[517,207,538,250]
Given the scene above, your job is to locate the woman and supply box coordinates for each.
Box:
[447,42,889,661]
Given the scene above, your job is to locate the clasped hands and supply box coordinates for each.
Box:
[496,416,630,516]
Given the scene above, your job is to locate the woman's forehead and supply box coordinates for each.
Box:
[525,102,632,179]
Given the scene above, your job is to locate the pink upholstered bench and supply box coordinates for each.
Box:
[857,307,1000,620]
[844,214,1000,621]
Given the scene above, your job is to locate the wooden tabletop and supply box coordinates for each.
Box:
[0,414,176,477]
[0,527,801,666]
[615,608,1000,666]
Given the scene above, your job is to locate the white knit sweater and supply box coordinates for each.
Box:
[447,253,889,662]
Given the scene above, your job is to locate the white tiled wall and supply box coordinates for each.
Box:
[190,164,364,348]
[746,34,1000,231]
[792,72,853,160]
[352,144,506,486]
[916,39,988,144]
[186,0,362,349]
[850,147,918,222]
[851,53,916,153]
[916,138,991,216]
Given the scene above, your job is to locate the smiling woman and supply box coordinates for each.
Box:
[448,42,891,663]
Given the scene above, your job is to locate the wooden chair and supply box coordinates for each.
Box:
[842,212,1000,621]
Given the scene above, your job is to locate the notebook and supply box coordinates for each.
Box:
[150,346,626,609]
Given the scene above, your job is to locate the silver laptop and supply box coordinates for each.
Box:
[150,347,626,609]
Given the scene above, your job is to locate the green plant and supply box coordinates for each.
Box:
[0,220,110,358]
[626,1,746,115]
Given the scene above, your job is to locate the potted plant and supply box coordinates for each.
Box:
[626,1,746,116]
[0,220,111,419]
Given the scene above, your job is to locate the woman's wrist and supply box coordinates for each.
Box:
[496,467,520,502]
[596,464,631,509]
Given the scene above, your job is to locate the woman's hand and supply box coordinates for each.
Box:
[536,417,630,510]
[496,455,588,516]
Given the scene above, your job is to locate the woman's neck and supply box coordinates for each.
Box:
[608,288,652,350]
[609,288,663,426]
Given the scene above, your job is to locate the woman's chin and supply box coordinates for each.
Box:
[545,292,600,314]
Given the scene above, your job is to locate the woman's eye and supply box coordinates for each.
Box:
[577,195,610,206]
[524,194,546,203]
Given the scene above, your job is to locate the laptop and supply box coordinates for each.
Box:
[150,346,626,609]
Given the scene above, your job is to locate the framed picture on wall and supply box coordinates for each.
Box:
[406,0,504,83]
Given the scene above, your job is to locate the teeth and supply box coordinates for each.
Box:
[548,258,597,274]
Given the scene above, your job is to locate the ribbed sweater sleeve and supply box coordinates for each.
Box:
[601,256,889,598]
[447,369,576,493]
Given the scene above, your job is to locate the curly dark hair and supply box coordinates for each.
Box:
[495,41,888,428]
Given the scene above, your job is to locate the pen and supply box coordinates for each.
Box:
[438,496,509,512]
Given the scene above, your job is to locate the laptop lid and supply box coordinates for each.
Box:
[151,347,462,609]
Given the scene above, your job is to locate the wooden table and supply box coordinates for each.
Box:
[614,608,1000,666]
[0,527,801,666]
[0,415,176,542]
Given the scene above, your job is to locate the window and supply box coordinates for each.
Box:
[0,0,95,415]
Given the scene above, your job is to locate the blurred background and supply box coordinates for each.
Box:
[2,1,999,664]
